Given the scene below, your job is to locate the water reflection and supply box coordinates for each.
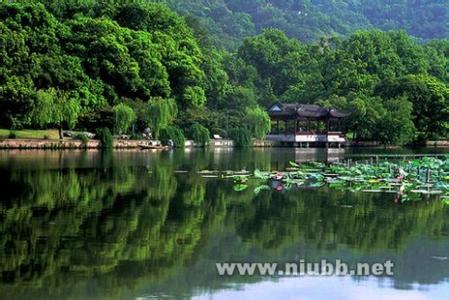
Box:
[0,149,448,299]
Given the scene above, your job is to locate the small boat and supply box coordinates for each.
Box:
[139,144,169,150]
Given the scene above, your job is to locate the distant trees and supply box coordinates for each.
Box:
[162,0,449,50]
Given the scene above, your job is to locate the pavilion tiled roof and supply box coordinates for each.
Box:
[267,102,350,119]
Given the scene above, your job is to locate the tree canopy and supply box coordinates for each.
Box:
[2,1,449,145]
[160,0,449,50]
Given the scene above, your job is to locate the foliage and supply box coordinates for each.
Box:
[243,106,271,139]
[377,74,449,141]
[243,157,449,204]
[189,123,210,145]
[2,1,449,144]
[162,0,449,50]
[113,103,136,135]
[0,1,208,134]
[376,97,416,145]
[229,127,252,147]
[146,98,178,139]
[160,125,185,148]
[96,127,113,149]
[74,133,90,144]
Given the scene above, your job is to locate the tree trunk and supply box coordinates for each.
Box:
[59,125,63,140]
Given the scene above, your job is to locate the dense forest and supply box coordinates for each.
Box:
[161,0,449,49]
[2,1,449,145]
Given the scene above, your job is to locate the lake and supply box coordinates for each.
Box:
[1,148,449,300]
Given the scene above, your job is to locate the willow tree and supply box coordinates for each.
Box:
[189,123,210,145]
[113,103,136,135]
[146,97,178,138]
[243,106,271,139]
[31,88,81,139]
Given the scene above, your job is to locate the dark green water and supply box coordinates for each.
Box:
[1,148,449,300]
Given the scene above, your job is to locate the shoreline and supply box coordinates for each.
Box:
[0,139,159,150]
[1,138,448,150]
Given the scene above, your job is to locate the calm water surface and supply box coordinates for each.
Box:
[1,148,449,300]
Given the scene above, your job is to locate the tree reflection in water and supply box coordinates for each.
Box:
[0,149,448,299]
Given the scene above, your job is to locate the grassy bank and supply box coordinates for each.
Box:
[0,129,60,140]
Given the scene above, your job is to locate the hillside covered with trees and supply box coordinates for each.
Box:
[2,0,449,145]
[161,0,449,49]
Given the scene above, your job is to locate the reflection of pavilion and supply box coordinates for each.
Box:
[293,148,347,163]
[267,102,350,147]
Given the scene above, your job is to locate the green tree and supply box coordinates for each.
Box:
[146,98,178,139]
[189,123,210,145]
[229,127,252,147]
[376,97,416,145]
[31,88,81,138]
[243,106,271,139]
[237,29,307,97]
[160,125,185,147]
[378,75,449,141]
[113,103,136,135]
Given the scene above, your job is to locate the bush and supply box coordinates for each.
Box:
[74,133,89,144]
[8,131,17,139]
[96,128,113,149]
[160,126,185,148]
[229,128,252,147]
[43,135,50,140]
[189,123,210,145]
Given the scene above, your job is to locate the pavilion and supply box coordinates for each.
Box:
[266,102,350,147]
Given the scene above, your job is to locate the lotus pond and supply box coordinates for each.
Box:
[228,157,449,204]
[1,148,449,300]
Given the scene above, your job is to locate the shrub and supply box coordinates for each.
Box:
[229,128,252,147]
[189,123,210,146]
[75,133,89,144]
[96,128,113,149]
[43,135,50,140]
[160,126,185,148]
[8,131,17,139]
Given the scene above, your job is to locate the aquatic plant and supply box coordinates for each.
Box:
[232,156,449,204]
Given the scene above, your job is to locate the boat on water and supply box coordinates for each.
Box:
[139,144,169,150]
